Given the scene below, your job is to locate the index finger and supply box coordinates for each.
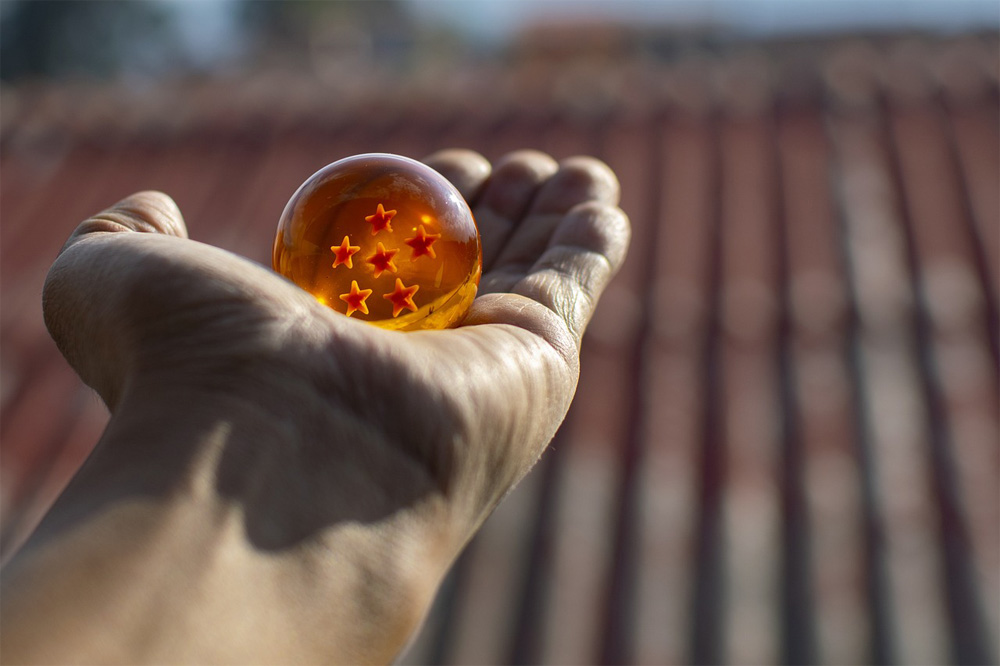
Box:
[421,149,491,204]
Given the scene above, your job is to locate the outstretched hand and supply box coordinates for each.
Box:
[2,149,629,664]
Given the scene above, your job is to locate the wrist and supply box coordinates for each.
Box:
[4,377,458,664]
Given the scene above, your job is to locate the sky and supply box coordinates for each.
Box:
[117,0,998,83]
[404,0,999,42]
[169,0,1000,60]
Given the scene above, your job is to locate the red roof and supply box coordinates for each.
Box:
[2,32,998,664]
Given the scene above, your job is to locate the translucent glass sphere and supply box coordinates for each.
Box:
[273,154,482,330]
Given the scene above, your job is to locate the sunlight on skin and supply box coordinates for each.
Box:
[1,149,630,664]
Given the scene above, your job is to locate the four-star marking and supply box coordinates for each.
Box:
[333,204,448,319]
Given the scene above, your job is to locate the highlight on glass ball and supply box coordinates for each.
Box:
[273,153,482,331]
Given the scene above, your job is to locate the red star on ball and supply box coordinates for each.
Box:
[365,203,396,235]
[404,224,441,260]
[331,236,360,269]
[383,278,419,317]
[339,280,372,317]
[366,242,399,278]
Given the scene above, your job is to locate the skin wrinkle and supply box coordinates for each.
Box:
[200,351,454,547]
[464,295,579,369]
[43,253,134,410]
[516,276,591,342]
[217,324,442,500]
[519,254,606,337]
[65,197,187,248]
[425,324,552,516]
[438,329,529,501]
[53,236,280,404]
[313,333,466,496]
[4,149,629,664]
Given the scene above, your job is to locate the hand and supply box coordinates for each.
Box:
[1,149,630,664]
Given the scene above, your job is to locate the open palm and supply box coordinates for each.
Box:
[5,149,629,664]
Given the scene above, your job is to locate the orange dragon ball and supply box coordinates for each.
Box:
[273,154,482,331]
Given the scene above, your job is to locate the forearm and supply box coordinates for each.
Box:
[2,493,241,664]
[2,503,441,664]
[1,399,454,664]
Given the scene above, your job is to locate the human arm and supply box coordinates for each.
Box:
[0,149,630,664]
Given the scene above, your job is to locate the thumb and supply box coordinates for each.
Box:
[43,192,187,409]
[61,190,187,251]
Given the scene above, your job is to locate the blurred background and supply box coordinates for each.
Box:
[1,1,997,664]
